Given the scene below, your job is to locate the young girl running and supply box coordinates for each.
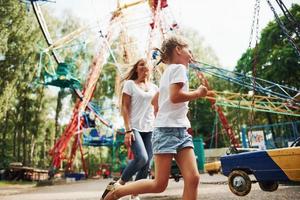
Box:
[102,35,212,200]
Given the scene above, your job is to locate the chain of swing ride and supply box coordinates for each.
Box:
[246,0,299,147]
[267,0,300,58]
[247,0,260,148]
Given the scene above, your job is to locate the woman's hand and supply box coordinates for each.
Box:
[124,131,135,147]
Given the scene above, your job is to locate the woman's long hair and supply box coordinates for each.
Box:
[123,58,147,81]
[119,58,147,114]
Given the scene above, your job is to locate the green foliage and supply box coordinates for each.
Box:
[236,4,300,88]
[0,180,36,186]
[0,1,92,170]
[0,0,47,168]
[94,63,118,102]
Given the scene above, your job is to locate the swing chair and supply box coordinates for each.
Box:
[43,62,81,89]
[36,38,85,89]
[82,112,113,147]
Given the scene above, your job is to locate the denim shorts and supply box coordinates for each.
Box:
[151,127,194,154]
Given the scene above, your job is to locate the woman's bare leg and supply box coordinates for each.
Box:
[104,154,173,200]
[175,148,200,200]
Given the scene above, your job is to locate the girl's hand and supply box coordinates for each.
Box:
[206,90,217,103]
[207,90,216,97]
[124,131,135,147]
[196,85,208,98]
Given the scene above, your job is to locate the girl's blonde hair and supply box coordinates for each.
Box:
[159,35,189,64]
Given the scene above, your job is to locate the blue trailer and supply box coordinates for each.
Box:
[220,138,300,196]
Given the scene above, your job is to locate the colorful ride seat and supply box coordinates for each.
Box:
[44,62,81,89]
[83,128,113,147]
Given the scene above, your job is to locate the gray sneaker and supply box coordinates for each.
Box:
[100,181,120,200]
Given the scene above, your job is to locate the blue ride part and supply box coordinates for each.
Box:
[83,112,96,128]
[221,150,289,182]
[82,110,114,147]
[44,62,81,89]
[83,128,113,147]
[189,62,298,101]
[152,50,160,59]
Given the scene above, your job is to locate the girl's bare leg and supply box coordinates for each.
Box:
[104,154,173,200]
[175,148,200,200]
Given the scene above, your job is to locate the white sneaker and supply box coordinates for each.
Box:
[129,195,140,200]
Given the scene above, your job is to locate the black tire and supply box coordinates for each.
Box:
[228,170,252,196]
[259,181,279,192]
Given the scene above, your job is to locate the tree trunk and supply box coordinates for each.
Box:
[13,125,17,159]
[16,105,21,162]
[17,127,21,162]
[55,89,64,140]
[0,110,9,167]
[30,88,44,166]
[22,98,27,166]
[30,136,35,165]
[2,112,8,154]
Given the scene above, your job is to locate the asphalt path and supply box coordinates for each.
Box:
[1,174,299,200]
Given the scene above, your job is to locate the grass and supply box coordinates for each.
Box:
[0,180,36,187]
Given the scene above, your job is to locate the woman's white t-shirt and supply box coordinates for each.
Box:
[154,64,191,128]
[122,80,158,132]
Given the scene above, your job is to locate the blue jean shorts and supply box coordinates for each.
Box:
[152,127,194,154]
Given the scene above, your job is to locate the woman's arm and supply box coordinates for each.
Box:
[122,93,132,131]
[122,93,135,146]
[151,92,159,116]
[169,82,207,103]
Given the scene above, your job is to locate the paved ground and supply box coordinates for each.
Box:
[0,174,299,200]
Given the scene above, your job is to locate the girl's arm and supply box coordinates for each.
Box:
[151,92,159,116]
[170,82,207,103]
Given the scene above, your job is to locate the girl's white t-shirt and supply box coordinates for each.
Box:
[154,64,191,128]
[122,80,158,132]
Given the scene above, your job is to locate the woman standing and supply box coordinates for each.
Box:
[101,58,158,200]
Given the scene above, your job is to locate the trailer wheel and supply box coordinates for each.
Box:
[258,181,279,192]
[228,170,251,196]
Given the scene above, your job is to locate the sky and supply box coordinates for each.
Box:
[45,0,299,70]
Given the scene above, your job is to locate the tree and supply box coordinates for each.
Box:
[236,4,299,90]
[0,0,49,167]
